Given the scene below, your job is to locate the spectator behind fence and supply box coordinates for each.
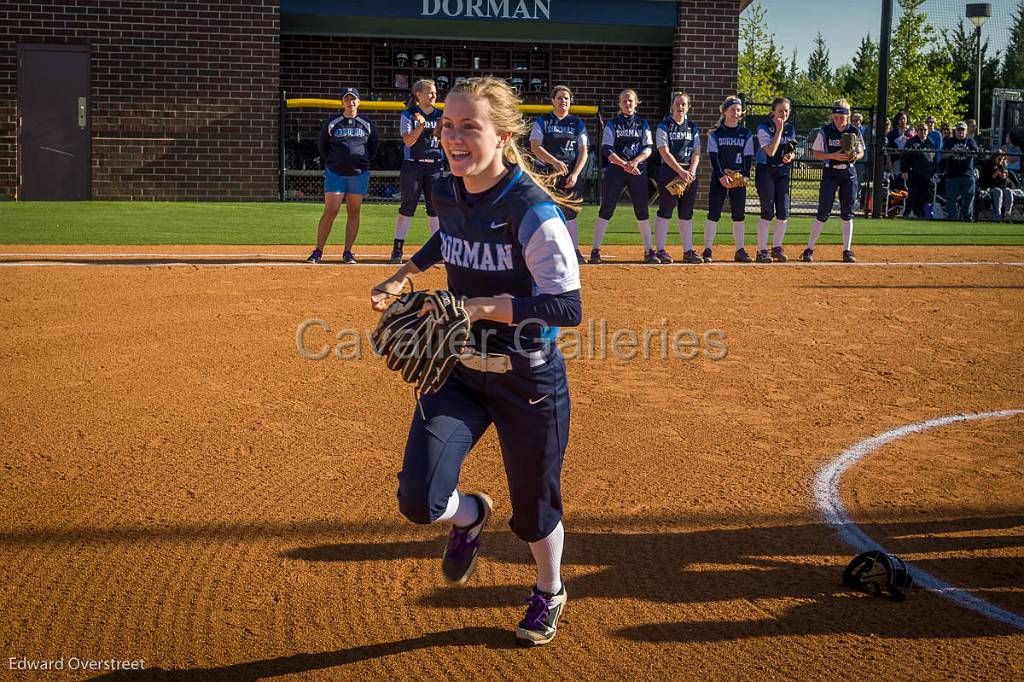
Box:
[1005,131,1022,173]
[941,121,979,221]
[925,116,942,164]
[886,111,911,178]
[851,113,867,187]
[967,119,978,141]
[902,124,936,218]
[979,150,1017,221]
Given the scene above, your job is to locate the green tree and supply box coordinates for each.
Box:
[807,32,832,85]
[842,35,879,109]
[938,21,1001,124]
[888,0,965,123]
[1003,0,1024,88]
[738,1,786,110]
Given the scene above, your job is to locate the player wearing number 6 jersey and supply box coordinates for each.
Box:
[704,96,754,263]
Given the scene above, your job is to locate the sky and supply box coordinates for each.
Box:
[747,0,1018,70]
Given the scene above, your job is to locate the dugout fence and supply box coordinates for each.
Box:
[279,91,605,205]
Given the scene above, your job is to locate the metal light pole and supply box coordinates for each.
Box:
[966,3,992,135]
[872,0,893,219]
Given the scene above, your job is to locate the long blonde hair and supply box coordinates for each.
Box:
[717,95,742,127]
[406,79,436,109]
[445,76,580,212]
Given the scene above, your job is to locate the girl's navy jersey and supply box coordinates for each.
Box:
[755,120,797,167]
[601,113,653,171]
[707,123,754,177]
[400,106,444,165]
[529,113,589,170]
[813,122,864,171]
[318,114,380,176]
[411,166,581,355]
[655,115,701,167]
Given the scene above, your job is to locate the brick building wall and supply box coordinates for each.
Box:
[673,0,741,206]
[0,0,280,201]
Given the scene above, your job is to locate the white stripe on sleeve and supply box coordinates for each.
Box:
[524,216,581,295]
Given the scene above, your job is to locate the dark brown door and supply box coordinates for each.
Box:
[18,44,91,200]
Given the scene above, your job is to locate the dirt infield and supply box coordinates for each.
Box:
[2,245,1023,680]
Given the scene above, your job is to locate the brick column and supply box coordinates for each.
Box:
[672,0,740,210]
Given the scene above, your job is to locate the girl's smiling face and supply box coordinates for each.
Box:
[552,90,571,117]
[416,85,437,109]
[440,94,508,179]
[672,95,689,119]
[619,91,637,116]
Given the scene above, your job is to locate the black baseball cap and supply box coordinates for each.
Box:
[340,87,360,99]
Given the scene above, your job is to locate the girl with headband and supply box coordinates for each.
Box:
[703,96,754,262]
[802,99,864,263]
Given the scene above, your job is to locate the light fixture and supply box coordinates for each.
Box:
[966,3,991,28]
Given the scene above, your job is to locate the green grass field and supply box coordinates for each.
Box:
[0,202,1021,246]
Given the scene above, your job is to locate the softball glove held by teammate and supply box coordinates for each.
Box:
[722,168,747,188]
[371,289,472,396]
[840,132,860,159]
[664,175,692,197]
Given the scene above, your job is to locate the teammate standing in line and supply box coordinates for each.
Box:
[307,87,379,264]
[390,80,445,264]
[802,99,864,263]
[654,91,702,264]
[703,96,754,263]
[590,89,655,264]
[529,85,590,264]
[369,76,579,647]
[754,97,797,263]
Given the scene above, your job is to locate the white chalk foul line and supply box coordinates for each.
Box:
[814,409,1024,630]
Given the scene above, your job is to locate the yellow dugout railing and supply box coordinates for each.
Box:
[286,98,599,115]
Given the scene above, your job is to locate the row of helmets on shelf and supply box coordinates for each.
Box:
[394,52,535,71]
[394,73,546,93]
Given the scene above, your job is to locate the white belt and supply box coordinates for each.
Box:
[459,348,548,373]
[831,163,850,170]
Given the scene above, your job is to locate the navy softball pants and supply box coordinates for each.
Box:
[599,165,649,220]
[398,161,443,217]
[397,350,570,543]
[555,169,586,221]
[707,176,746,222]
[656,165,699,220]
[755,165,791,220]
[816,169,859,221]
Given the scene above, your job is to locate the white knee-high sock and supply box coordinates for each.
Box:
[773,219,788,248]
[654,217,669,251]
[842,220,854,250]
[704,220,718,250]
[638,219,652,252]
[394,214,413,240]
[756,219,770,251]
[566,218,580,248]
[592,218,610,250]
[435,490,481,535]
[732,221,745,249]
[529,521,564,595]
[808,220,825,249]
[427,216,440,234]
[679,219,694,252]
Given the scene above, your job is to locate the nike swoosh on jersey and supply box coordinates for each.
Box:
[489,221,508,230]
[528,394,549,405]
